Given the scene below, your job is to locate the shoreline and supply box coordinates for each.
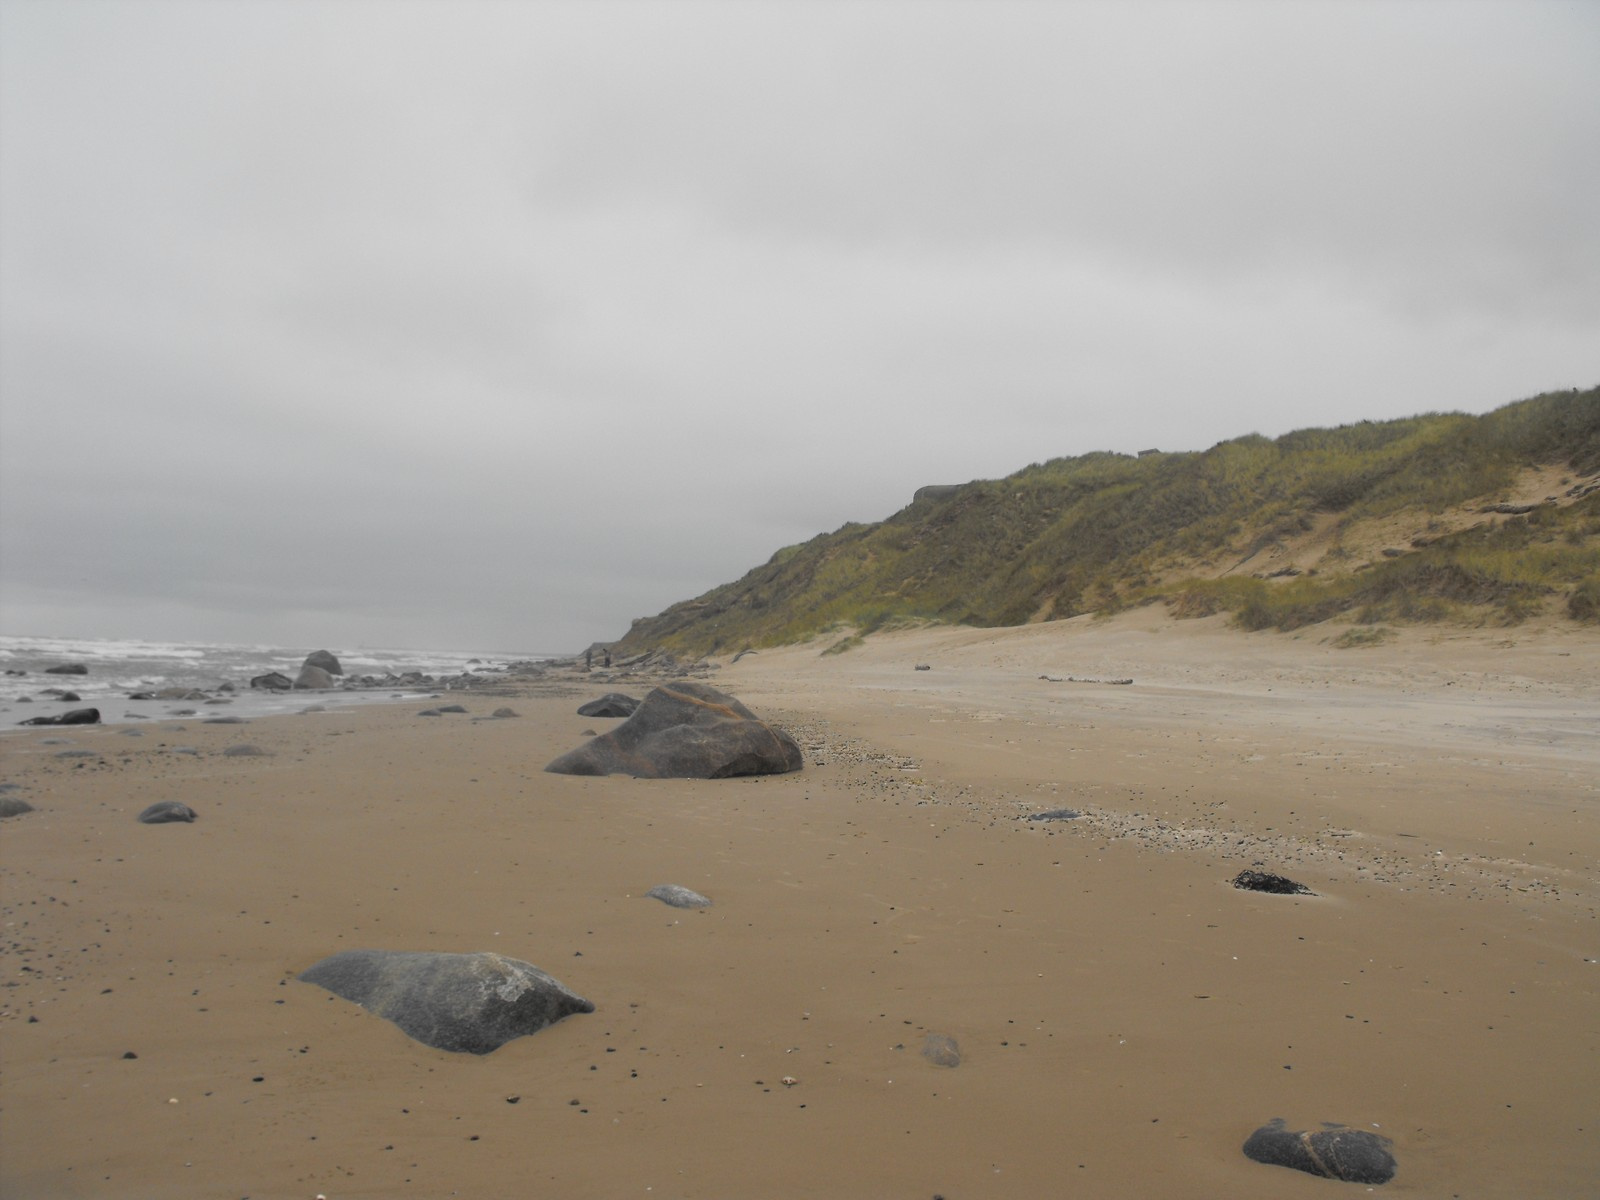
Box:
[1,610,1595,1197]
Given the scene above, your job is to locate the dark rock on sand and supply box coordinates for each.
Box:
[1242,1119,1396,1184]
[45,663,89,675]
[19,707,101,727]
[577,693,641,718]
[1233,869,1315,895]
[922,1034,961,1067]
[490,707,519,719]
[302,650,343,675]
[545,682,803,780]
[294,664,336,690]
[1025,808,1080,821]
[645,884,711,909]
[251,672,294,691]
[0,796,36,819]
[223,744,269,757]
[298,949,594,1054]
[138,801,197,824]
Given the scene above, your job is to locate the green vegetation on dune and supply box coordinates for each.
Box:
[617,388,1600,656]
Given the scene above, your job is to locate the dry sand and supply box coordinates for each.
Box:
[2,609,1595,1198]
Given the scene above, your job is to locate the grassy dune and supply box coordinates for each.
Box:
[618,387,1600,656]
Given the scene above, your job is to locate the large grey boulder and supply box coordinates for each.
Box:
[251,672,293,691]
[303,650,343,675]
[1242,1119,1397,1184]
[298,949,594,1054]
[294,664,336,690]
[545,682,802,779]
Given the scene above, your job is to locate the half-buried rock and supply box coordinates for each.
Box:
[577,692,640,718]
[138,801,197,824]
[1242,1119,1397,1184]
[545,682,802,779]
[298,949,594,1054]
[646,884,711,908]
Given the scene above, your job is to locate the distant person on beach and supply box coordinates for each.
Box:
[585,649,592,671]
[603,650,612,668]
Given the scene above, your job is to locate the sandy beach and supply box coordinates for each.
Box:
[2,608,1595,1199]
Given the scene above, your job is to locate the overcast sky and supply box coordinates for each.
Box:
[1,0,1595,654]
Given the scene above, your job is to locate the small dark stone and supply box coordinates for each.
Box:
[1025,808,1080,821]
[138,801,197,824]
[45,663,89,675]
[1232,869,1315,895]
[1243,1119,1396,1184]
[490,707,519,719]
[222,744,269,757]
[437,704,467,714]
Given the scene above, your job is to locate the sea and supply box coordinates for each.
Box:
[0,635,558,730]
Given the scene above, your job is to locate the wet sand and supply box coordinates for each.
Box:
[2,609,1596,1198]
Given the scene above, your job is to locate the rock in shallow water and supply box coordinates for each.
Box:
[18,707,100,727]
[545,682,802,779]
[1242,1119,1396,1184]
[298,949,594,1054]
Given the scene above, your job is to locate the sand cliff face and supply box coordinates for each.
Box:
[1,609,1595,1198]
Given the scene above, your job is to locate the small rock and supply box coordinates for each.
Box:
[922,1034,961,1067]
[1242,1119,1396,1184]
[1232,869,1315,896]
[645,884,711,909]
[138,801,197,824]
[222,744,269,757]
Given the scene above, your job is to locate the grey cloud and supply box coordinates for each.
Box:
[2,0,1595,652]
